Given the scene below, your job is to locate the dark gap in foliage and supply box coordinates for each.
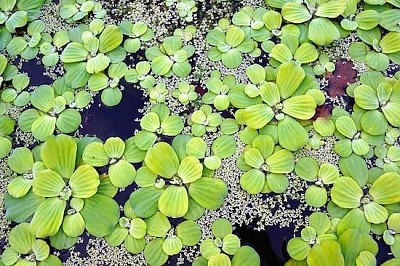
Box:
[80,81,145,140]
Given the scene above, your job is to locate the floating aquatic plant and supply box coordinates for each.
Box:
[104,201,147,254]
[129,141,228,218]
[16,135,120,238]
[331,172,400,224]
[206,19,257,68]
[83,136,137,188]
[39,30,70,67]
[144,212,201,264]
[186,134,236,170]
[6,147,39,198]
[1,73,30,107]
[188,105,222,136]
[88,62,129,106]
[0,115,14,158]
[280,0,346,45]
[119,21,154,53]
[171,80,198,105]
[125,61,156,89]
[6,19,51,60]
[374,145,400,173]
[145,36,194,77]
[137,104,184,150]
[0,0,45,36]
[202,71,236,111]
[60,0,106,23]
[241,61,317,151]
[194,218,260,266]
[61,19,124,87]
[17,85,82,141]
[237,135,294,194]
[313,53,335,76]
[173,25,196,41]
[295,157,339,207]
[349,31,400,71]
[176,0,197,22]
[1,223,62,266]
[147,82,168,104]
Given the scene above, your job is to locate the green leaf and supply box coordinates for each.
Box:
[221,48,242,69]
[81,194,120,237]
[276,61,305,99]
[308,18,340,46]
[232,246,260,266]
[145,142,179,178]
[109,160,136,188]
[282,2,311,23]
[69,165,100,198]
[331,176,363,209]
[33,169,65,197]
[158,185,188,218]
[189,177,228,210]
[29,198,66,238]
[5,191,44,223]
[240,169,265,194]
[144,239,168,266]
[176,220,201,246]
[9,223,35,254]
[99,25,123,53]
[128,187,163,218]
[60,42,88,63]
[338,229,378,266]
[370,172,400,205]
[282,95,316,120]
[278,116,308,151]
[307,240,345,266]
[287,237,311,260]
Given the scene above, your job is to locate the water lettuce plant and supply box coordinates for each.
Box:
[206,19,257,68]
[129,141,228,218]
[237,135,294,194]
[287,212,338,262]
[138,104,184,150]
[6,147,39,198]
[295,157,339,207]
[188,105,222,136]
[119,21,154,53]
[1,73,30,106]
[331,172,400,224]
[60,0,106,22]
[24,135,119,238]
[176,0,197,22]
[145,36,194,77]
[185,134,237,170]
[194,218,260,266]
[0,0,45,35]
[125,61,156,89]
[349,32,400,71]
[104,201,147,254]
[0,115,14,158]
[241,62,317,151]
[6,19,51,60]
[202,71,237,111]
[3,0,400,264]
[82,137,137,188]
[144,212,201,264]
[17,85,82,141]
[1,223,62,266]
[171,81,198,105]
[60,19,124,87]
[280,0,346,45]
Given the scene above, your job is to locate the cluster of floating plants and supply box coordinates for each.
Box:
[1,0,400,265]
